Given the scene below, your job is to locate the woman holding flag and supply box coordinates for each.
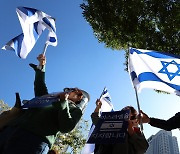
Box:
[91,99,149,154]
[0,54,90,154]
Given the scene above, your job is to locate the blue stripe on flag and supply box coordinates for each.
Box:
[130,48,180,59]
[138,72,180,90]
[2,7,57,59]
[130,71,137,81]
[104,96,111,102]
[33,22,40,41]
[13,34,24,58]
[49,37,56,43]
[18,7,37,17]
[42,17,56,32]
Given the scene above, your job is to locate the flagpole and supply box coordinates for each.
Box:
[99,87,106,99]
[42,43,48,55]
[127,45,143,131]
[134,87,143,131]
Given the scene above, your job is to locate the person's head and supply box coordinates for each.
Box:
[37,54,46,66]
[122,106,139,126]
[64,88,90,104]
[64,88,83,104]
[122,105,137,114]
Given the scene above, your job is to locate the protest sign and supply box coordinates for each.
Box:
[87,110,130,144]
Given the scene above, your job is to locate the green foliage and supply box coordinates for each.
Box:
[52,119,89,154]
[81,0,179,94]
[0,100,11,114]
[81,0,179,54]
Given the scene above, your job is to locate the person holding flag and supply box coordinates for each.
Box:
[128,47,180,132]
[91,99,148,154]
[0,54,90,154]
[138,110,180,131]
[81,87,114,154]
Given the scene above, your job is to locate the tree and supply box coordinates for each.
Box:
[81,0,179,55]
[51,119,89,154]
[0,100,11,114]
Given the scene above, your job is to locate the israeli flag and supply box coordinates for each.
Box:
[2,7,57,59]
[99,87,114,113]
[128,48,180,96]
[81,87,114,154]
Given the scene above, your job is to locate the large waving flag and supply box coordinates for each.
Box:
[2,7,57,59]
[81,87,114,154]
[128,48,180,96]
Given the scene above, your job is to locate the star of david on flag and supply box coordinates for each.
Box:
[159,60,180,81]
[2,6,57,59]
[128,48,180,96]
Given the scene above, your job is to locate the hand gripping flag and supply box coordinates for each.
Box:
[128,48,180,96]
[2,7,57,59]
[82,87,114,154]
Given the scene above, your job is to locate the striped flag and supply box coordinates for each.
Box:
[128,48,180,96]
[2,7,57,59]
[81,87,114,154]
[99,87,114,113]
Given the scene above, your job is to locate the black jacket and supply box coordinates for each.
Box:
[149,112,180,131]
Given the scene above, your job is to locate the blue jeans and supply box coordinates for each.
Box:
[0,126,49,154]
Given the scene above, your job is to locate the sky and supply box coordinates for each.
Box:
[0,0,179,150]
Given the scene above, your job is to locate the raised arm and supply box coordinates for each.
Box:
[91,99,102,125]
[29,54,48,97]
[140,110,180,131]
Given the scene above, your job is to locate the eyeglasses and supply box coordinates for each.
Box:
[130,115,137,120]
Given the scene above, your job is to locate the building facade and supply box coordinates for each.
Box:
[146,130,179,154]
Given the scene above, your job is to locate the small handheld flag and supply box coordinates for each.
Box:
[2,6,57,59]
[81,87,114,154]
[99,87,114,112]
[128,48,180,96]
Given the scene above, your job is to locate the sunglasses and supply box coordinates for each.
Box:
[64,88,83,97]
[130,115,137,120]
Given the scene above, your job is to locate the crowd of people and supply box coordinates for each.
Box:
[0,54,179,154]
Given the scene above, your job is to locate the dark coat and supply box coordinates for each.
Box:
[150,112,180,131]
[7,66,82,146]
[91,112,149,154]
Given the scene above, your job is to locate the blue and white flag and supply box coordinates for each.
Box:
[99,87,114,113]
[2,7,57,59]
[128,48,180,96]
[81,87,114,154]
